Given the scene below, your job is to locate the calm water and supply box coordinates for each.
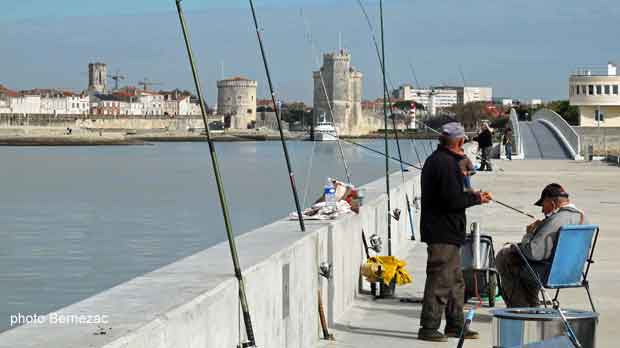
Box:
[0,139,436,332]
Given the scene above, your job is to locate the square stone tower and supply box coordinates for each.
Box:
[313,50,363,136]
[88,63,107,94]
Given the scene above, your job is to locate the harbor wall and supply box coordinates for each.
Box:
[0,114,211,132]
[0,170,420,348]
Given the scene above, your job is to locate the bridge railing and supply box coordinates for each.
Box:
[532,109,580,159]
[509,108,524,158]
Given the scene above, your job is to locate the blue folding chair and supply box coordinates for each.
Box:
[515,224,600,311]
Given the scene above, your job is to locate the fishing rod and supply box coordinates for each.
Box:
[342,138,420,169]
[174,1,256,346]
[299,9,352,184]
[248,0,306,232]
[354,0,417,245]
[493,199,536,219]
[379,0,393,255]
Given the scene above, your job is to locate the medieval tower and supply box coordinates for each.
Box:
[88,63,108,94]
[216,77,257,129]
[313,50,363,136]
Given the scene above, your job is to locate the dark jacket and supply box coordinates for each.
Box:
[420,146,481,245]
[474,129,493,148]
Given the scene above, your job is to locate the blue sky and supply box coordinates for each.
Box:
[1,0,619,103]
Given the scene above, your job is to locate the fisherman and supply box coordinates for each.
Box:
[495,183,586,308]
[418,121,492,342]
[473,122,493,171]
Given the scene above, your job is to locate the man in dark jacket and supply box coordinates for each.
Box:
[473,122,493,171]
[418,122,492,342]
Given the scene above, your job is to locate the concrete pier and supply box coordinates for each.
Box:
[319,159,619,348]
[0,166,418,347]
[1,158,617,347]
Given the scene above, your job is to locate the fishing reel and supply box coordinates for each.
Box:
[390,208,402,221]
[412,196,421,210]
[319,262,333,279]
[369,234,383,253]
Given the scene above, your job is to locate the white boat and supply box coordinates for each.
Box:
[312,113,338,141]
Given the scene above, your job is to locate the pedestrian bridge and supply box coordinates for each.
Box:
[507,108,581,160]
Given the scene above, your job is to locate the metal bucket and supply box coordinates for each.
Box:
[492,308,598,348]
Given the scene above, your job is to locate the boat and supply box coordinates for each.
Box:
[312,112,338,141]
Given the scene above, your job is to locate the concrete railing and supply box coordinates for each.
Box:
[532,109,581,159]
[509,108,524,159]
[0,171,419,348]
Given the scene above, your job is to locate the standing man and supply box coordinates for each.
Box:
[418,122,492,342]
[474,122,494,171]
[503,127,514,161]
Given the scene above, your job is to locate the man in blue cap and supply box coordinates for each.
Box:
[418,121,492,342]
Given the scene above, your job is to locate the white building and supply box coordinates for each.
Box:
[162,91,194,116]
[395,85,458,115]
[40,95,89,115]
[569,62,620,126]
[529,99,543,107]
[501,99,514,107]
[434,86,493,104]
[10,95,41,114]
[119,100,143,116]
[138,91,164,116]
[0,100,10,113]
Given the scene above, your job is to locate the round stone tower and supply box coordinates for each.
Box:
[216,77,257,129]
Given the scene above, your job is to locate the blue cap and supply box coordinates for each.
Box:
[441,122,465,138]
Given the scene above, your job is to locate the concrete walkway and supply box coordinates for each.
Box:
[319,159,620,348]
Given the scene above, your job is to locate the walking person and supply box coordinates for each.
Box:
[503,127,513,160]
[473,122,493,171]
[418,122,492,342]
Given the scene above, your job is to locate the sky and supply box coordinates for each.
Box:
[1,0,619,104]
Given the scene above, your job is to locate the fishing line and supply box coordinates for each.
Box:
[174,1,256,346]
[248,0,306,232]
[299,8,353,185]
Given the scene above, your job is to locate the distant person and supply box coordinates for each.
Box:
[418,121,492,342]
[458,155,475,192]
[473,122,493,171]
[495,183,586,307]
[503,127,513,160]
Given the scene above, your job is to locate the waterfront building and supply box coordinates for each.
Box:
[9,95,41,114]
[394,85,458,115]
[434,86,493,105]
[138,91,164,116]
[88,62,108,94]
[569,62,620,126]
[40,92,89,115]
[162,90,193,117]
[0,100,10,113]
[90,94,123,116]
[217,77,257,129]
[313,50,365,136]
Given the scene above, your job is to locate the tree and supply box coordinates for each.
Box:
[545,100,579,125]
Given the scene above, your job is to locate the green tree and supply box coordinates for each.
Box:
[545,100,579,125]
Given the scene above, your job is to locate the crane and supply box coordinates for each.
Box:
[107,70,126,91]
[137,78,162,91]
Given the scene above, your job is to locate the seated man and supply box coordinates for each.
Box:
[495,183,586,307]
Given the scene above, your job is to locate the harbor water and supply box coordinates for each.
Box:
[0,139,436,332]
